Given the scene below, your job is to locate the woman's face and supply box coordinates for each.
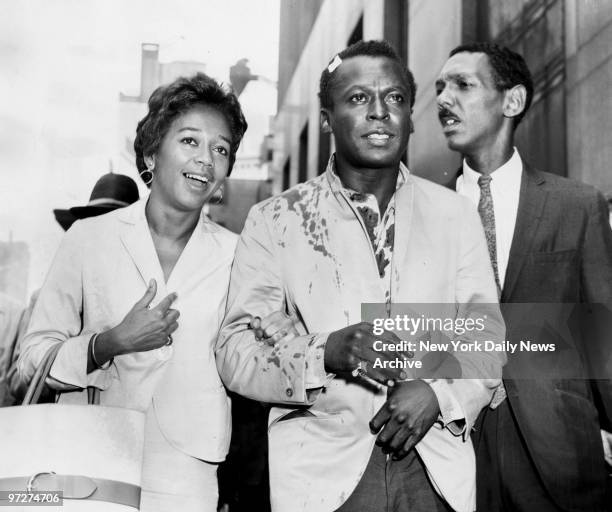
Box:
[148,104,232,212]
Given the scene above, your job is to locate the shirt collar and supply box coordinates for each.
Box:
[326,154,410,197]
[462,147,523,188]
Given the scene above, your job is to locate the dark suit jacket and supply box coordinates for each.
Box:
[452,163,612,511]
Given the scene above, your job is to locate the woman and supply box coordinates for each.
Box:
[18,73,294,511]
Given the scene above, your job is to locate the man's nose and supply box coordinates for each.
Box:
[368,97,389,120]
[436,84,453,108]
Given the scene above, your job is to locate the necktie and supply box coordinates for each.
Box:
[477,175,502,296]
[477,174,506,408]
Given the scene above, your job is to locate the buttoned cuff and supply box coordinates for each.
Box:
[304,332,335,402]
[425,378,467,438]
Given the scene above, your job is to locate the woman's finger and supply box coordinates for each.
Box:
[134,279,157,310]
[164,308,180,323]
[152,292,178,315]
[250,316,262,330]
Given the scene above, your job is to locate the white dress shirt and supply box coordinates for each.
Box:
[456,148,523,288]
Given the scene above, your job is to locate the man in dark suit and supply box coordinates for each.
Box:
[436,42,612,511]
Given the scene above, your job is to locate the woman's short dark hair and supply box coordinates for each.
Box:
[134,72,247,183]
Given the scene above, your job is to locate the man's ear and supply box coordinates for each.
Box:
[503,84,527,120]
[320,109,332,133]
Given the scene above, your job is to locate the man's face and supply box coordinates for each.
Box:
[435,52,507,155]
[322,56,412,169]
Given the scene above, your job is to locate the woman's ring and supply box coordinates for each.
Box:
[166,334,173,346]
[351,360,367,378]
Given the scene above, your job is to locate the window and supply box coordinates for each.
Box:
[471,0,566,176]
[298,123,309,183]
[347,15,363,46]
[282,157,291,191]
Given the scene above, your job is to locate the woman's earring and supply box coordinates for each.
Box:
[211,184,224,204]
[140,163,154,186]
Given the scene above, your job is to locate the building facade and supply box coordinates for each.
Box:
[273,0,612,193]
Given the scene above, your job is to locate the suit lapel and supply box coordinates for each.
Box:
[118,200,167,297]
[392,176,415,299]
[502,165,547,300]
[166,213,221,292]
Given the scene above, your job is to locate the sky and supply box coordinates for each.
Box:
[0,0,280,297]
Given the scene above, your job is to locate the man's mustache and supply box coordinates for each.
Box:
[438,107,459,121]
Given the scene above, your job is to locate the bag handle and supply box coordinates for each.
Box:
[22,342,100,405]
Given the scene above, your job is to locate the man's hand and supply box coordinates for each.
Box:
[250,311,299,345]
[602,429,612,466]
[324,322,409,386]
[369,380,440,459]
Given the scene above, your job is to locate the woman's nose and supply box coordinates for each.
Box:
[195,146,213,167]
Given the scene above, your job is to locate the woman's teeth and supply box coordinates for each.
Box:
[184,173,209,184]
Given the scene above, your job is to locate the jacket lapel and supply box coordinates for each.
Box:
[166,213,221,292]
[118,200,167,296]
[501,165,547,300]
[392,176,415,299]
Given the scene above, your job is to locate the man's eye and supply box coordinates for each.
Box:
[181,137,198,146]
[457,81,470,89]
[387,93,404,104]
[350,93,367,103]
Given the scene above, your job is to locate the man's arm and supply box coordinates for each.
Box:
[430,201,507,436]
[580,191,612,427]
[216,206,329,405]
[371,200,506,455]
[216,206,407,404]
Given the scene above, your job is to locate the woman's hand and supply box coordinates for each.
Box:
[250,311,299,346]
[93,279,180,365]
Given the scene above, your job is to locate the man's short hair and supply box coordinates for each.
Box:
[449,42,534,127]
[319,40,417,110]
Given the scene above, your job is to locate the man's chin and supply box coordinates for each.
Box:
[443,134,466,152]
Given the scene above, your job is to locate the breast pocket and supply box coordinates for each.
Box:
[530,249,577,264]
[521,249,579,300]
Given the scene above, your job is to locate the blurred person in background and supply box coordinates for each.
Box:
[0,292,24,406]
[3,172,140,405]
[18,72,295,512]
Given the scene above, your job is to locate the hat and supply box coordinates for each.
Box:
[53,173,140,231]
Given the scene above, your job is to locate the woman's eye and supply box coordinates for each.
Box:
[181,137,198,146]
[215,146,229,156]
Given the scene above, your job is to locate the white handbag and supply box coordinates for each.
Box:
[0,343,145,510]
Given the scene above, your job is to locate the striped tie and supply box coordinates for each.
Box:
[477,175,502,296]
[477,174,506,408]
